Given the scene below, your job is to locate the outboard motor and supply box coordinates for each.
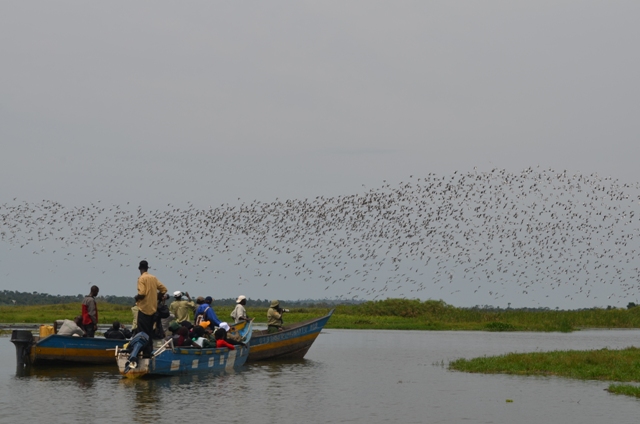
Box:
[11,330,34,367]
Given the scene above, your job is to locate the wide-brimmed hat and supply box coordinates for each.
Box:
[138,260,149,270]
[236,295,247,304]
[270,300,280,308]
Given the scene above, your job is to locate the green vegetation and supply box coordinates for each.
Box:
[608,384,640,398]
[450,347,640,381]
[3,298,640,332]
[0,303,135,325]
[450,347,640,400]
[329,299,640,331]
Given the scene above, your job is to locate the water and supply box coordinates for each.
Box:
[1,329,640,424]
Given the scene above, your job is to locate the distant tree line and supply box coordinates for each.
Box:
[466,304,627,312]
[0,290,362,307]
[0,290,87,306]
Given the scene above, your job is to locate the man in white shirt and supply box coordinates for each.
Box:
[230,295,250,323]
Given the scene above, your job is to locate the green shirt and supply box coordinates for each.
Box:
[170,300,196,322]
[267,307,283,327]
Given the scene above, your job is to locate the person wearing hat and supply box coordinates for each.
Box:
[230,295,250,323]
[194,296,222,328]
[219,322,246,346]
[169,290,195,323]
[267,300,287,333]
[213,327,236,350]
[134,260,167,339]
[168,320,181,335]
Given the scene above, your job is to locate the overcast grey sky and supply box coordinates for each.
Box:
[1,2,639,308]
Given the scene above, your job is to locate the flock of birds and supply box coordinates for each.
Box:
[1,167,640,307]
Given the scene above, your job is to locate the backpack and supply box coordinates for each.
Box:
[195,306,210,326]
[156,302,170,319]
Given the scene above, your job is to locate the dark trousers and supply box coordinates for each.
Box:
[83,324,95,338]
[137,310,156,338]
[135,311,156,356]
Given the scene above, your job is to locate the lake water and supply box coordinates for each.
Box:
[1,329,640,424]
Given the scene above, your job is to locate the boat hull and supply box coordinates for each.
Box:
[248,310,333,362]
[117,345,249,378]
[26,334,125,365]
[12,321,248,367]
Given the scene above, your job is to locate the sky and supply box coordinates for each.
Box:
[1,2,639,309]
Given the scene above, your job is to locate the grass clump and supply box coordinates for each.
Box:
[608,384,640,398]
[484,322,516,332]
[450,347,640,382]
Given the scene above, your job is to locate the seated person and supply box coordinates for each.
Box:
[173,327,194,347]
[191,325,215,348]
[168,321,181,335]
[194,296,222,328]
[122,331,149,373]
[104,321,132,339]
[57,316,85,337]
[219,322,245,346]
[213,328,236,350]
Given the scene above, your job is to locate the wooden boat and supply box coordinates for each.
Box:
[11,330,126,366]
[11,320,247,367]
[116,321,252,378]
[116,342,250,378]
[247,309,333,362]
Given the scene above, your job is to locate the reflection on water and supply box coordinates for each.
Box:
[2,330,640,424]
[14,363,118,381]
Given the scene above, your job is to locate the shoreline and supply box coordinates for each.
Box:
[4,299,640,332]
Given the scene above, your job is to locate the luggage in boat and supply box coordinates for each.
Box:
[39,325,55,338]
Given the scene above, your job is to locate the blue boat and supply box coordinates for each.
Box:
[247,309,333,361]
[116,322,252,378]
[11,330,126,366]
[10,321,249,368]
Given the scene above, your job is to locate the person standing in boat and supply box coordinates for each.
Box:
[170,290,196,323]
[134,260,167,339]
[81,285,99,337]
[131,304,139,330]
[230,295,251,323]
[267,300,288,333]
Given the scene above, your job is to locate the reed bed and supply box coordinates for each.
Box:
[449,347,640,381]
